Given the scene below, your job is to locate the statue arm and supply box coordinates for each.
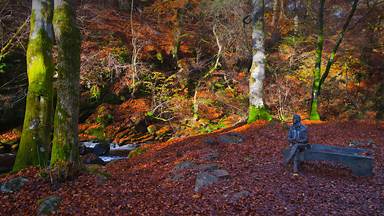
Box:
[298,127,308,143]
[288,129,295,142]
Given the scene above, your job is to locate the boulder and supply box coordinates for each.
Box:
[197,163,219,172]
[202,151,219,161]
[82,153,106,165]
[173,161,196,172]
[109,143,139,156]
[79,143,88,155]
[37,195,61,216]
[170,173,185,181]
[194,171,219,192]
[93,143,110,156]
[170,161,196,182]
[194,165,230,192]
[218,132,245,144]
[0,176,28,193]
[227,190,251,204]
[211,169,230,178]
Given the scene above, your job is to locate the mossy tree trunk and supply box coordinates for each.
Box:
[309,0,324,120]
[13,0,54,171]
[309,0,358,120]
[248,0,272,123]
[50,0,81,179]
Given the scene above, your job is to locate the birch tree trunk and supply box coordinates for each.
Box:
[50,0,81,179]
[13,0,54,171]
[248,0,272,123]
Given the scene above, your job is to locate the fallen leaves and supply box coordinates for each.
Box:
[0,120,383,215]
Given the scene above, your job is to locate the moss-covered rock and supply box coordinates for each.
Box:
[128,147,147,159]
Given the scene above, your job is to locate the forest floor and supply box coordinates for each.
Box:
[0,120,384,215]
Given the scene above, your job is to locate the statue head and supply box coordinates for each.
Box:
[293,114,301,126]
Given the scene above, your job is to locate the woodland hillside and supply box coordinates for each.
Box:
[0,0,383,143]
[0,0,383,215]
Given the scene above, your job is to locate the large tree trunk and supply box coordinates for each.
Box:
[248,0,272,123]
[50,0,81,180]
[13,0,54,171]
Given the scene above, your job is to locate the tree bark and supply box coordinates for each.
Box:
[271,0,281,43]
[50,0,81,179]
[293,0,302,35]
[13,0,54,171]
[248,0,272,123]
[309,0,324,120]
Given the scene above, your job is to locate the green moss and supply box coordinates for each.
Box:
[41,1,53,21]
[27,31,54,95]
[30,10,36,35]
[310,97,321,120]
[51,105,72,164]
[128,147,147,159]
[310,79,321,120]
[247,105,272,123]
[52,4,81,75]
[309,0,324,121]
[53,5,72,32]
[50,2,81,177]
[13,88,52,171]
[86,126,106,141]
[13,7,54,171]
[155,52,164,63]
[94,106,113,126]
[96,114,113,126]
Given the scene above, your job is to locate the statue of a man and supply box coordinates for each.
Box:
[288,114,308,145]
[285,114,309,173]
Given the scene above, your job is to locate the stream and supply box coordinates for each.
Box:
[80,141,139,162]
